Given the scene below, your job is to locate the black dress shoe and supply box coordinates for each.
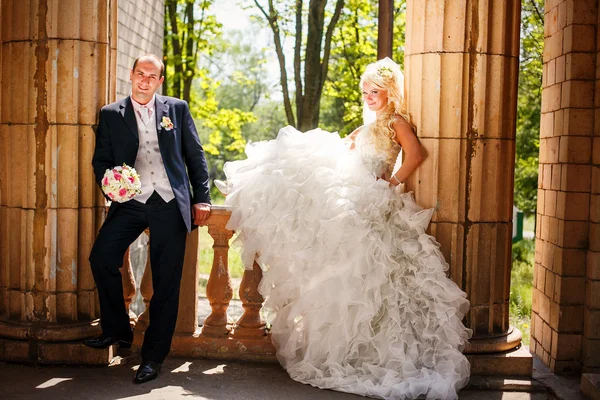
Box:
[134,360,161,384]
[83,335,132,349]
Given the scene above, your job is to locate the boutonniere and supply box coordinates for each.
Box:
[160,116,174,131]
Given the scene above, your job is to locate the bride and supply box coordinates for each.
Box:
[216,58,472,400]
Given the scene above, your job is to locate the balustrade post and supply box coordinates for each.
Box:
[134,248,153,337]
[161,207,277,360]
[202,210,234,337]
[233,261,266,339]
[174,229,200,333]
[119,248,138,325]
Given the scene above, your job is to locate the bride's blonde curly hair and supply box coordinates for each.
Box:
[359,58,412,158]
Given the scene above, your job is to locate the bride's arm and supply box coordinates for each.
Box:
[389,118,424,185]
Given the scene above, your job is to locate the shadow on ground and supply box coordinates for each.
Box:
[0,353,555,400]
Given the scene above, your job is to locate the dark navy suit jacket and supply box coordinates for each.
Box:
[92,94,211,232]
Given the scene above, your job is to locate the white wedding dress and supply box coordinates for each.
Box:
[221,125,472,400]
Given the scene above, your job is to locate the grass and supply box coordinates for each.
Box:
[197,226,245,297]
[523,212,535,233]
[509,238,535,346]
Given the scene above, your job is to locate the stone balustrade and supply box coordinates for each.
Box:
[124,205,276,361]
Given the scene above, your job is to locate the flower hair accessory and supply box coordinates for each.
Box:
[377,66,394,79]
[160,116,174,130]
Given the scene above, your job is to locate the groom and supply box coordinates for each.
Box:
[85,54,211,383]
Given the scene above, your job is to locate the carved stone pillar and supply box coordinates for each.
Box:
[0,0,117,364]
[120,249,137,324]
[133,247,152,346]
[202,209,234,338]
[405,0,526,368]
[175,229,200,334]
[233,261,266,339]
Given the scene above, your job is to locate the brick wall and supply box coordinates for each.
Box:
[533,0,599,374]
[117,0,165,99]
[584,0,600,374]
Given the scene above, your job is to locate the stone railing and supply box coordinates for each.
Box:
[121,206,276,361]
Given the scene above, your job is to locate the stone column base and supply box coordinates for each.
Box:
[581,374,600,400]
[465,327,523,354]
[0,337,114,365]
[468,346,533,377]
[0,319,113,365]
[167,330,277,362]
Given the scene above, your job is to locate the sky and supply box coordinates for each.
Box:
[212,0,251,31]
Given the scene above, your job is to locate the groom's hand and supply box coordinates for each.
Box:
[193,203,211,226]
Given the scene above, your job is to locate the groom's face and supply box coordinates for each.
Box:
[130,59,164,105]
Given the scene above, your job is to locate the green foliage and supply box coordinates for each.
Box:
[163,1,261,200]
[510,239,535,345]
[193,27,287,202]
[320,0,377,134]
[515,0,543,213]
[208,29,287,143]
[320,0,406,136]
[250,0,345,130]
[164,0,222,102]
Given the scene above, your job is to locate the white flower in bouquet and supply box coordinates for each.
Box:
[101,164,142,203]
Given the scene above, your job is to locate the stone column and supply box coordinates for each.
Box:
[586,0,600,375]
[0,0,117,364]
[404,0,524,360]
[533,0,599,375]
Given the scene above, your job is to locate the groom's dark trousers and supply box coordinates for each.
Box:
[90,94,211,363]
[89,191,186,362]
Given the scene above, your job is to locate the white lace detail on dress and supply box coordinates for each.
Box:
[355,123,401,178]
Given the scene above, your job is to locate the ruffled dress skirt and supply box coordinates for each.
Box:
[222,127,472,400]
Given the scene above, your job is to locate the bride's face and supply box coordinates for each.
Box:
[362,83,388,112]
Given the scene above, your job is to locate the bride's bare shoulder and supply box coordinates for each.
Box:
[392,115,411,129]
[391,115,417,146]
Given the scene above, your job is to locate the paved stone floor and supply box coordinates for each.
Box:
[0,353,561,400]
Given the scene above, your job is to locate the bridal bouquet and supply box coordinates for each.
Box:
[101,164,142,203]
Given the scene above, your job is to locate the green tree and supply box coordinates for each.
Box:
[320,0,406,136]
[163,0,257,198]
[192,27,286,198]
[251,0,345,131]
[514,0,543,213]
[164,0,222,103]
[209,29,287,142]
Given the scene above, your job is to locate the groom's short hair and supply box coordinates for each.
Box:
[132,54,165,77]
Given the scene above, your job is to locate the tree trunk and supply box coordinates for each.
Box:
[293,0,304,126]
[377,0,393,59]
[255,0,344,130]
[255,0,296,126]
[298,0,344,131]
[297,0,326,131]
[166,0,182,99]
[162,5,169,95]
[183,1,194,103]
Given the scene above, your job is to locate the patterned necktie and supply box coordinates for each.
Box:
[139,106,150,125]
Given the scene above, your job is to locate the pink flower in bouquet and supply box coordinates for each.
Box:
[119,188,127,197]
[113,171,122,180]
[103,177,109,186]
